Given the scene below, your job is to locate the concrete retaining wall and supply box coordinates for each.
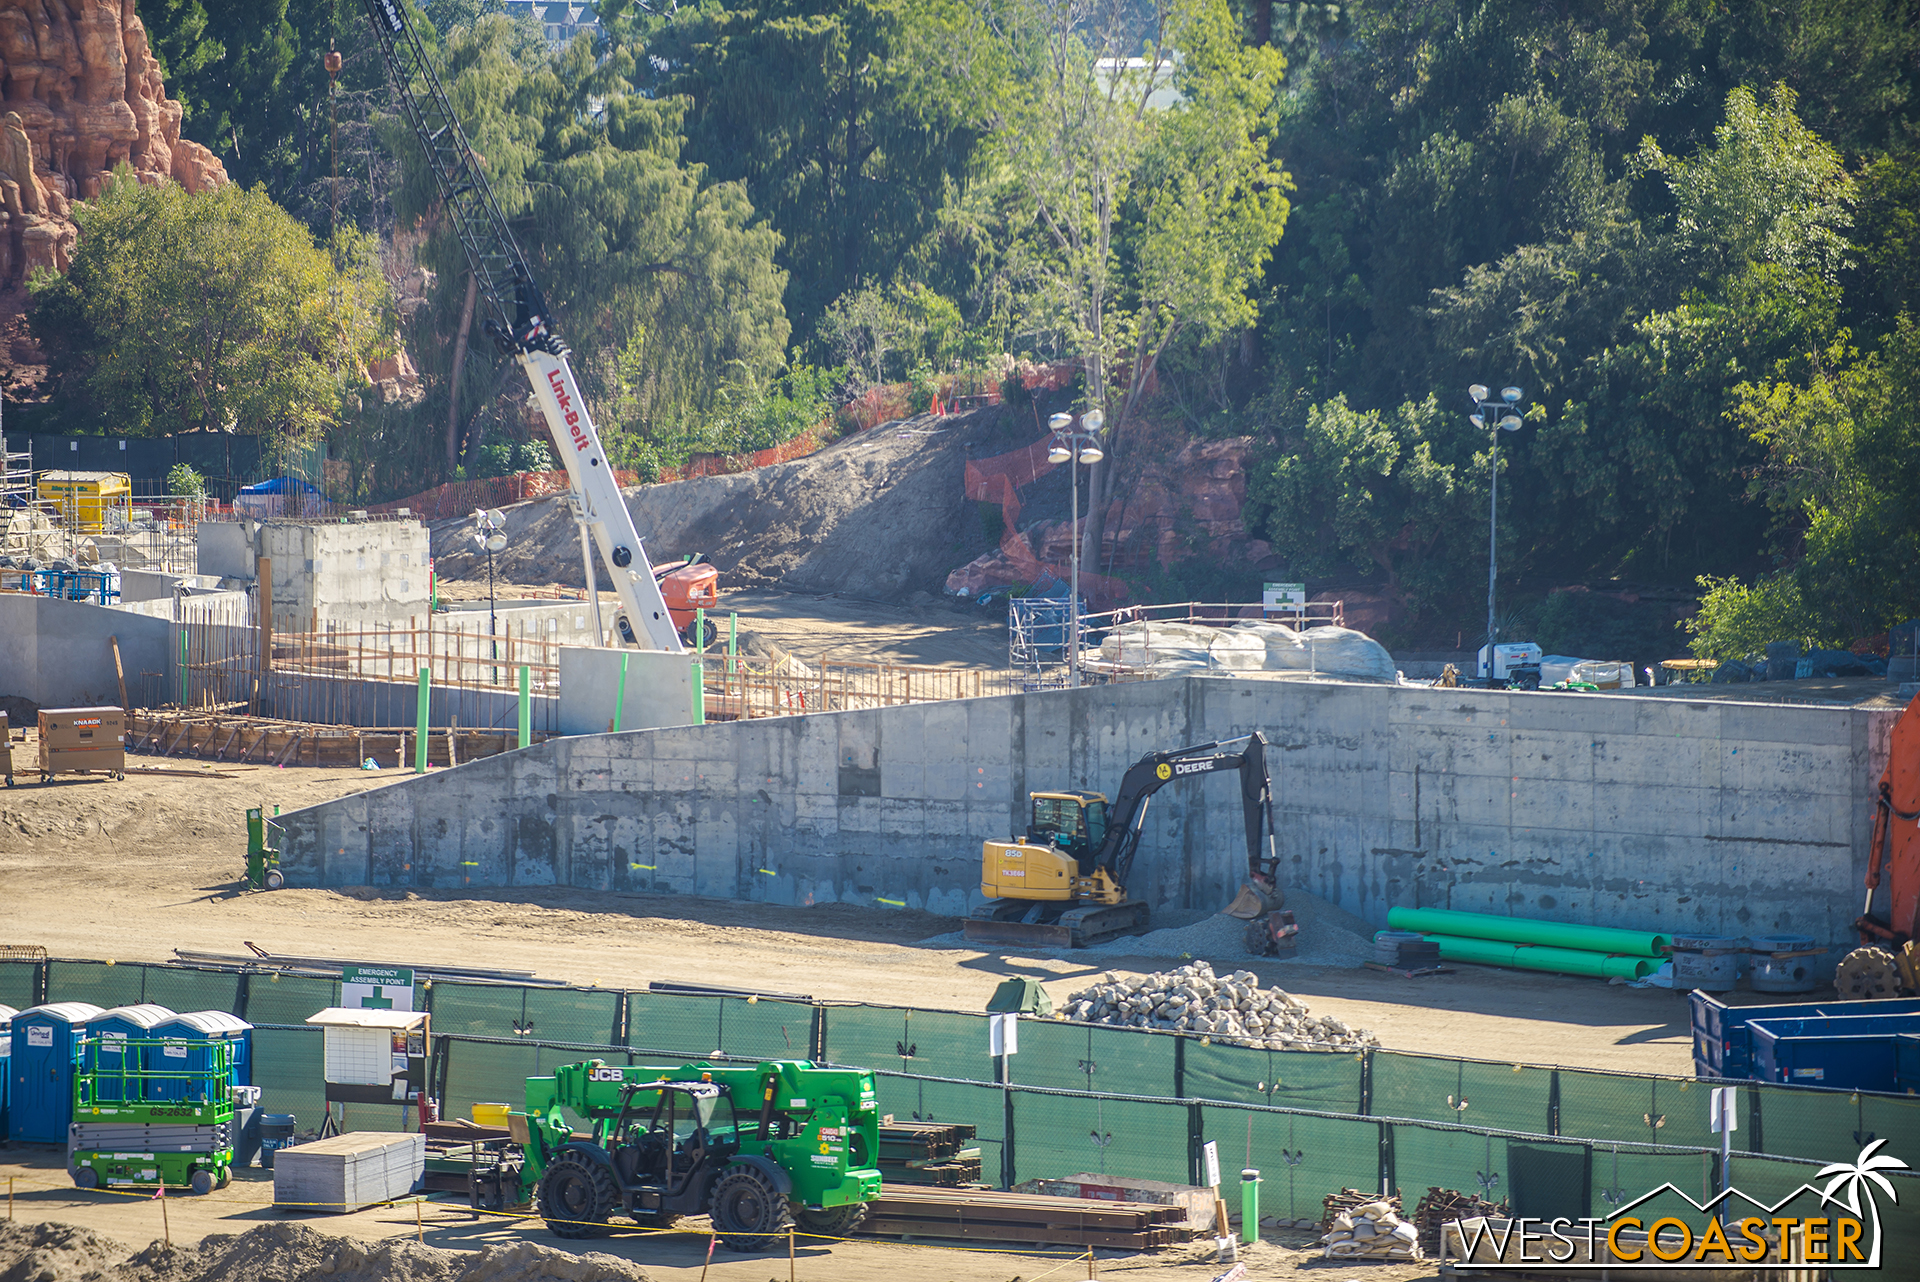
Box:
[275,676,1900,945]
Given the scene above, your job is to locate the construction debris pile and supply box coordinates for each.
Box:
[1319,1194,1420,1261]
[1059,962,1380,1050]
[1412,1187,1510,1255]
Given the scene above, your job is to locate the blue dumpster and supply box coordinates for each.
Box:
[1748,1013,1920,1090]
[0,1004,15,1140]
[86,1005,175,1101]
[8,1003,103,1143]
[1689,991,1920,1079]
[148,1011,252,1101]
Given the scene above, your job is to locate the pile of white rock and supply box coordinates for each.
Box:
[1059,961,1380,1050]
[1322,1200,1420,1261]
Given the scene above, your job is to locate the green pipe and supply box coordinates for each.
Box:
[1422,934,1654,980]
[414,666,429,773]
[1387,905,1670,957]
[727,610,738,675]
[517,665,531,750]
[1240,1169,1261,1244]
[179,629,187,707]
[613,652,630,733]
[691,609,706,727]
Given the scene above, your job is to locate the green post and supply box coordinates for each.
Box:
[517,665,532,749]
[178,628,187,707]
[1240,1169,1261,1244]
[612,652,630,733]
[691,607,707,725]
[414,666,430,773]
[727,611,738,674]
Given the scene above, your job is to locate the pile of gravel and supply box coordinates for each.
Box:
[1058,960,1379,1050]
[1087,889,1375,966]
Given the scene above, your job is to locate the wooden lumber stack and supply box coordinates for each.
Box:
[877,1119,982,1187]
[1321,1187,1400,1231]
[856,1184,1191,1249]
[272,1131,424,1213]
[1412,1186,1510,1255]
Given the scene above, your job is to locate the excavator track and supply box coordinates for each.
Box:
[962,900,1149,949]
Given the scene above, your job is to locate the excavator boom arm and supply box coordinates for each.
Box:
[1093,733,1278,892]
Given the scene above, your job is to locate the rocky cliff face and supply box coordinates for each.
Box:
[0,0,227,282]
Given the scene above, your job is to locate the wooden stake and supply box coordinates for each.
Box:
[698,1232,717,1282]
[110,635,128,711]
[159,1182,169,1246]
[416,1198,423,1242]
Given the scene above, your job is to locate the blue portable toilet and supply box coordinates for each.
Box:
[9,1003,103,1143]
[0,1004,15,1140]
[86,1005,175,1101]
[149,1011,253,1101]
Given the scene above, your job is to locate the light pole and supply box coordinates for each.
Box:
[472,507,507,684]
[1467,385,1524,683]
[1048,409,1105,688]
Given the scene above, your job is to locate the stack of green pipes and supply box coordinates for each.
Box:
[1384,906,1670,979]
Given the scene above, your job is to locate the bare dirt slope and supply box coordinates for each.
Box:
[428,409,1036,603]
[0,756,1698,1075]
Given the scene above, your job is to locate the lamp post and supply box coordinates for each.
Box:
[1048,409,1105,688]
[1467,385,1524,683]
[472,507,507,684]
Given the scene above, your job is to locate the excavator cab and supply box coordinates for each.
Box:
[1027,792,1107,872]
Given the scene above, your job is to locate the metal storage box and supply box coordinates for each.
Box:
[37,707,126,779]
[1748,1013,1920,1090]
[1688,991,1920,1079]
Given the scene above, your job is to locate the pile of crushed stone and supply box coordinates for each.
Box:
[0,1221,655,1282]
[1060,960,1379,1051]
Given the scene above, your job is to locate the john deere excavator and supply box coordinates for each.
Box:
[1836,690,1920,999]
[964,733,1282,948]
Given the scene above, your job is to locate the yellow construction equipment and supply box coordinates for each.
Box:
[965,733,1282,948]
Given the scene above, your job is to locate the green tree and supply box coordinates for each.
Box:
[385,18,791,474]
[30,169,393,451]
[1251,394,1482,610]
[622,0,987,344]
[977,0,1290,568]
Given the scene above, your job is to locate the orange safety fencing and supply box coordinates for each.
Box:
[657,425,831,482]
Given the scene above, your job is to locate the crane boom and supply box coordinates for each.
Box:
[362,0,684,652]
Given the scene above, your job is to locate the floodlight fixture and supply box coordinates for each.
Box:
[1468,383,1490,402]
[1048,446,1073,464]
[1078,446,1104,465]
[1048,412,1073,430]
[1082,409,1105,431]
[1497,414,1522,431]
[1501,386,1523,403]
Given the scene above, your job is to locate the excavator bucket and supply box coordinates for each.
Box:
[1224,879,1282,921]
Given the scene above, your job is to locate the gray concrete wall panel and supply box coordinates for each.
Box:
[272,676,1900,949]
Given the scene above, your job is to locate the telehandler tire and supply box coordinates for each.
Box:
[712,1163,792,1252]
[794,1202,868,1239]
[539,1152,617,1238]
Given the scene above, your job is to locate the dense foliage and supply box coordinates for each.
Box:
[27,0,1920,653]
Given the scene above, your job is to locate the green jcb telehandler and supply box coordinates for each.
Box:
[482,1058,881,1251]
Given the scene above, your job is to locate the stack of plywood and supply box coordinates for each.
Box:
[272,1131,424,1213]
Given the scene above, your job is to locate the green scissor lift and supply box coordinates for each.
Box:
[70,1037,237,1194]
[246,806,285,890]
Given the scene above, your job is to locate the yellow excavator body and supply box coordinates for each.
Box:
[979,838,1127,903]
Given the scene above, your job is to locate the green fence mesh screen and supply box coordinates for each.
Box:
[824,1006,992,1083]
[1857,1090,1920,1160]
[627,992,724,1057]
[1558,1069,1715,1149]
[242,975,339,1027]
[430,984,622,1047]
[251,1027,326,1130]
[1373,1053,1554,1133]
[1208,1106,1378,1222]
[137,966,241,1016]
[441,1038,545,1121]
[46,960,145,1010]
[1748,1081,1864,1162]
[871,1072,1006,1181]
[1009,1088,1190,1187]
[1588,1145,1713,1227]
[429,985,524,1040]
[1185,1043,1364,1113]
[712,998,812,1061]
[0,961,38,1009]
[1391,1122,1510,1210]
[340,1101,414,1132]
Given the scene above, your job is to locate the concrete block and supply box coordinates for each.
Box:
[558,646,696,736]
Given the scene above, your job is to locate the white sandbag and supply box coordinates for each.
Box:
[1541,656,1636,688]
[1232,623,1398,683]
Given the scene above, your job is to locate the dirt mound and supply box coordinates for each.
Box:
[0,1223,654,1282]
[428,407,1033,604]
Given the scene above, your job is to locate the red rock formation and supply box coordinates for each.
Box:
[0,0,226,282]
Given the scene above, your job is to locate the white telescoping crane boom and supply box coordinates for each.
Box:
[362,0,683,653]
